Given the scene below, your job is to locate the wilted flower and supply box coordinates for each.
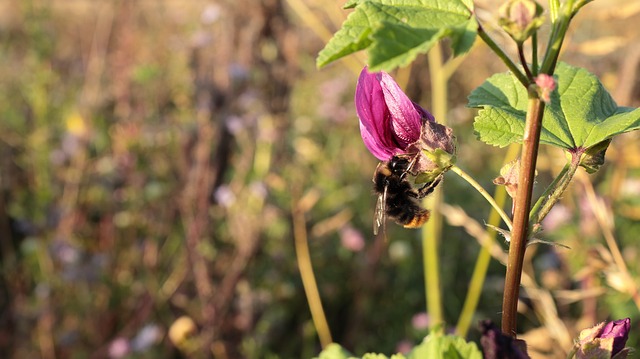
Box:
[575,318,631,359]
[355,67,434,161]
[493,159,521,200]
[480,320,530,359]
[579,139,611,174]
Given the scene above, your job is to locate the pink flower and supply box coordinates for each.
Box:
[411,312,430,330]
[355,67,434,161]
[339,225,365,252]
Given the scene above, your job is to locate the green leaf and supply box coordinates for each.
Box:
[344,0,360,9]
[369,23,443,70]
[468,62,640,149]
[316,6,374,67]
[362,354,393,359]
[317,0,475,71]
[408,332,482,359]
[315,343,356,359]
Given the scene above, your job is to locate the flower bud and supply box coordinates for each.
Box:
[575,318,631,359]
[579,139,611,174]
[534,74,557,104]
[499,0,545,43]
[409,120,457,184]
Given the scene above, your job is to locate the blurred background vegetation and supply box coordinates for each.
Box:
[0,0,639,358]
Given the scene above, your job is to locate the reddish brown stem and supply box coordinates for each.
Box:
[501,95,545,337]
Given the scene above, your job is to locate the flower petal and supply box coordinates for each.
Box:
[378,71,424,148]
[356,67,402,160]
[600,318,631,356]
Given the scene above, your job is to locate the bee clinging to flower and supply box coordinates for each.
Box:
[355,67,456,234]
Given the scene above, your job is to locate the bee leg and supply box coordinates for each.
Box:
[416,175,443,199]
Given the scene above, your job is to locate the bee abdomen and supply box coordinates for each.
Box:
[386,200,430,228]
[400,209,431,228]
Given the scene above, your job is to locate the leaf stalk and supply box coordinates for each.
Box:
[540,0,576,74]
[450,165,513,231]
[476,20,530,87]
[530,153,581,226]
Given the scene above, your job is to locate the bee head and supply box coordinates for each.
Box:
[389,156,411,175]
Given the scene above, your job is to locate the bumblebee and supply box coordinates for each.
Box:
[373,155,441,235]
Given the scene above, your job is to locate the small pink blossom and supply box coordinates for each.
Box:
[108,338,130,358]
[396,339,413,354]
[411,312,430,330]
[340,225,365,252]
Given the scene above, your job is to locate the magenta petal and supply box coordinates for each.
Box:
[378,72,423,148]
[359,121,395,160]
[600,318,630,355]
[413,102,435,123]
[356,68,402,160]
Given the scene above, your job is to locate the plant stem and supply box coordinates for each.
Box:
[292,198,333,348]
[476,20,530,87]
[531,32,539,76]
[423,43,447,328]
[450,165,513,231]
[497,0,583,339]
[540,0,576,75]
[455,144,519,337]
[501,95,545,337]
[517,42,533,80]
[529,162,570,222]
[530,154,581,226]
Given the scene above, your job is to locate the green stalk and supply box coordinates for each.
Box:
[531,32,539,75]
[549,0,560,23]
[450,165,513,230]
[517,42,533,80]
[423,43,447,328]
[455,144,520,337]
[476,20,530,87]
[293,197,333,347]
[531,153,581,225]
[540,0,576,75]
[529,163,570,222]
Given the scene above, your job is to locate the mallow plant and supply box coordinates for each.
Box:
[311,0,640,358]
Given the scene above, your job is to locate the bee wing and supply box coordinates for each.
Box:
[373,184,388,236]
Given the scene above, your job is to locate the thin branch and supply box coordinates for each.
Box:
[517,42,533,80]
[293,196,333,348]
[450,165,513,231]
[476,20,530,87]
